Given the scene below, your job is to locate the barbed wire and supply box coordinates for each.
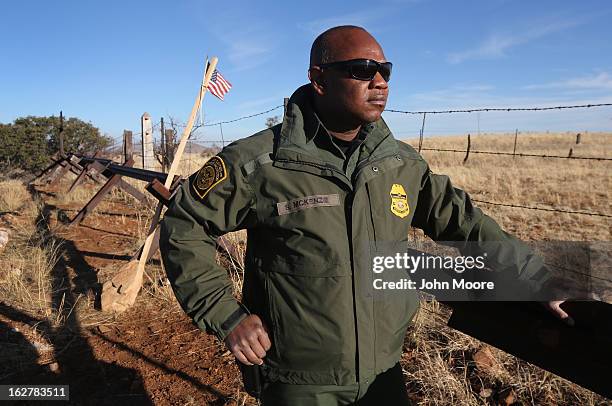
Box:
[202,105,283,126]
[419,148,612,161]
[100,102,610,220]
[112,101,611,141]
[190,139,238,144]
[472,199,612,218]
[385,103,612,115]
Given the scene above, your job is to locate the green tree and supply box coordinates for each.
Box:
[0,122,48,172]
[0,115,111,172]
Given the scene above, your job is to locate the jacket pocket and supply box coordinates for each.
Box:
[264,269,354,373]
[365,179,412,243]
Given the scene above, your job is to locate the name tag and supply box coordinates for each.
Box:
[277,194,341,215]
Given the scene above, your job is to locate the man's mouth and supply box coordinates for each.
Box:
[368,98,387,106]
[367,93,387,106]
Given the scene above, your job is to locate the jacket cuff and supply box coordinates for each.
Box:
[201,303,250,342]
[521,263,553,296]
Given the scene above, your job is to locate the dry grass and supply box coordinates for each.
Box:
[0,191,68,325]
[0,180,30,213]
[402,300,605,405]
[404,132,611,241]
[217,230,247,299]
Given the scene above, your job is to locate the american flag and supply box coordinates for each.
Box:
[207,69,232,100]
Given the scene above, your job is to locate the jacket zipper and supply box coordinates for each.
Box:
[275,154,398,383]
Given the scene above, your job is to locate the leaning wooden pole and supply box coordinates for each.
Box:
[101,57,219,312]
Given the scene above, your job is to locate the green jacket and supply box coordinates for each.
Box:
[160,85,548,386]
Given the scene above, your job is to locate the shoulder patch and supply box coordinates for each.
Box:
[191,156,227,200]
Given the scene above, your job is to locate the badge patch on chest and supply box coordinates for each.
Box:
[191,156,227,200]
[390,183,409,218]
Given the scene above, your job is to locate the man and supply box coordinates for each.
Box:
[160,26,568,405]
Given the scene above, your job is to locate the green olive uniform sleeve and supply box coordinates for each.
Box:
[411,166,550,292]
[159,149,257,341]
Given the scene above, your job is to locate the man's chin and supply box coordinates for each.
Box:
[362,110,384,124]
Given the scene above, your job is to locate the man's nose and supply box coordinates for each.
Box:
[370,71,388,89]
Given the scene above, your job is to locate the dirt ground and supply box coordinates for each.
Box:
[1,181,252,405]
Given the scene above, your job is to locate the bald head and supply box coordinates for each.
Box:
[309,25,384,66]
[307,25,389,132]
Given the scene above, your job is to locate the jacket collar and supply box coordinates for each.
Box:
[274,84,400,164]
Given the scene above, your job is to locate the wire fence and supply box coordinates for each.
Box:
[471,199,612,219]
[385,103,612,115]
[202,105,283,126]
[419,147,612,162]
[96,101,610,220]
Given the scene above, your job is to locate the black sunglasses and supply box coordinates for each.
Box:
[314,58,393,82]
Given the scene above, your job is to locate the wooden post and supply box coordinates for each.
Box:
[219,122,225,147]
[160,118,166,173]
[418,112,427,153]
[59,111,65,156]
[463,133,471,164]
[512,129,518,159]
[165,129,175,165]
[99,57,219,313]
[576,133,582,144]
[130,227,161,263]
[123,130,133,164]
[141,113,154,170]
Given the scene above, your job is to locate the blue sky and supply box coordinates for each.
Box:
[1,0,611,144]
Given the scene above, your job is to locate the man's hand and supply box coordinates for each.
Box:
[541,300,575,327]
[224,314,272,365]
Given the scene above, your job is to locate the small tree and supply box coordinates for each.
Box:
[265,116,280,128]
[0,123,48,172]
[0,115,111,172]
[154,117,180,171]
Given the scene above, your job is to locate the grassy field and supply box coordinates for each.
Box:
[0,132,610,404]
[406,131,611,241]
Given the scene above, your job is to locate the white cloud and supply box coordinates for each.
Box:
[297,12,378,35]
[447,18,583,64]
[523,72,612,91]
[225,38,274,72]
[202,14,278,72]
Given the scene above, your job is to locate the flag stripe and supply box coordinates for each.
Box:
[207,69,232,101]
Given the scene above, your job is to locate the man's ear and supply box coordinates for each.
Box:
[308,67,325,96]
